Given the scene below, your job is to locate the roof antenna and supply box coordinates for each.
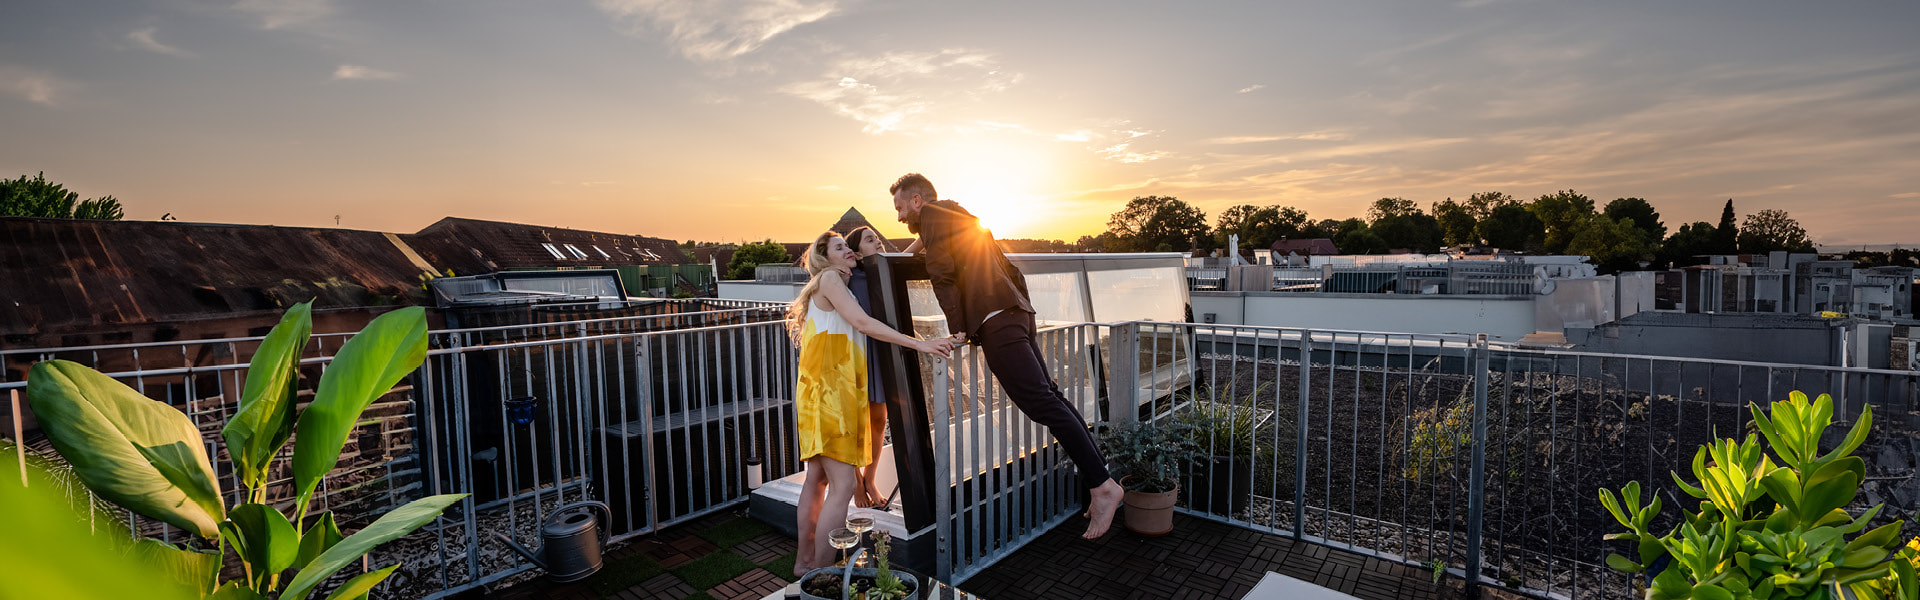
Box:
[334,215,342,226]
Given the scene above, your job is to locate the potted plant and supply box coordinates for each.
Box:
[1095,419,1203,535]
[24,302,467,599]
[1172,394,1262,516]
[799,531,921,600]
[1598,391,1918,600]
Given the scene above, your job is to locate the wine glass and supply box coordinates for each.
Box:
[846,517,875,565]
[828,528,859,566]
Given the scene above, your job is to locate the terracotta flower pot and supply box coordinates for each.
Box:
[1122,485,1179,536]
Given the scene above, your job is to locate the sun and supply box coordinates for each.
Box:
[921,139,1057,239]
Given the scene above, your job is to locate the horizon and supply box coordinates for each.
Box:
[3,1,1917,245]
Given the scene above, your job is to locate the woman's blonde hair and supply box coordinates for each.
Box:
[786,231,845,343]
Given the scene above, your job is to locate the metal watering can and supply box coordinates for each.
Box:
[493,501,611,582]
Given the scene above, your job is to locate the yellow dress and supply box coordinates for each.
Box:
[796,298,871,467]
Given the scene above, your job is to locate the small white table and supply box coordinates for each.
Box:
[1241,571,1361,600]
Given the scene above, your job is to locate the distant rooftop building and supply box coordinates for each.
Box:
[1660,252,1914,320]
[402,216,688,273]
[0,216,433,346]
[1269,238,1340,260]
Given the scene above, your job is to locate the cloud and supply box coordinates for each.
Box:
[1208,130,1354,144]
[781,49,1021,133]
[129,27,192,57]
[232,0,334,30]
[332,65,400,80]
[0,65,66,106]
[1891,192,1920,199]
[593,0,836,62]
[1236,84,1264,94]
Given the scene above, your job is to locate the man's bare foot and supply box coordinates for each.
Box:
[1082,478,1124,539]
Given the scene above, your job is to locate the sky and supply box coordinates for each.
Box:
[3,0,1918,247]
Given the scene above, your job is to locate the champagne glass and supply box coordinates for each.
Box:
[828,528,859,566]
[846,517,875,565]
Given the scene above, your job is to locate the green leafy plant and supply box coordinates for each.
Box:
[26,302,468,599]
[1598,391,1916,600]
[1171,386,1265,458]
[855,531,913,600]
[1095,419,1204,493]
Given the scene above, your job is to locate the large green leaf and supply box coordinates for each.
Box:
[131,539,222,595]
[224,503,301,580]
[27,359,225,538]
[296,511,346,570]
[210,582,269,600]
[323,564,399,600]
[281,493,466,600]
[223,302,313,493]
[291,307,428,513]
[1800,458,1863,523]
[0,458,198,600]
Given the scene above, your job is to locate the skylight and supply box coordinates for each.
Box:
[541,243,565,259]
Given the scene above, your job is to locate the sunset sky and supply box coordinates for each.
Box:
[3,0,1917,246]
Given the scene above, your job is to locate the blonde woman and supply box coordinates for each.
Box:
[787,231,951,577]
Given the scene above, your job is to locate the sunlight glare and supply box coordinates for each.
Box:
[923,139,1057,239]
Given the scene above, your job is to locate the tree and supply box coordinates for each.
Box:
[1213,204,1308,249]
[1301,218,1340,240]
[1659,222,1717,268]
[1432,198,1478,246]
[1463,191,1514,220]
[1526,190,1595,254]
[1331,218,1389,254]
[1,172,125,220]
[1366,197,1420,223]
[1478,203,1545,251]
[1602,197,1666,241]
[725,240,790,280]
[1711,199,1739,254]
[1737,209,1816,254]
[1567,215,1655,274]
[1371,212,1444,253]
[1105,196,1210,253]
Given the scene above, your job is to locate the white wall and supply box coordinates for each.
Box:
[716,281,805,303]
[1193,292,1538,341]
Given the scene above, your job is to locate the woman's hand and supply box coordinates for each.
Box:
[915,338,954,359]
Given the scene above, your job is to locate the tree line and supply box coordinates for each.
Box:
[1077,192,1819,273]
[1,172,126,220]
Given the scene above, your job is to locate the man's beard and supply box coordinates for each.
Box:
[906,219,919,235]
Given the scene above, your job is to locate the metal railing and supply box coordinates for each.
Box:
[924,323,1106,582]
[1119,322,1920,599]
[10,309,1917,599]
[0,303,796,599]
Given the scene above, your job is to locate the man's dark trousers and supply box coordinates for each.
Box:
[975,309,1111,488]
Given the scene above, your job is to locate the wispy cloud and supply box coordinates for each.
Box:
[332,65,400,81]
[1892,192,1920,199]
[594,0,836,62]
[232,0,334,30]
[781,49,1020,133]
[1236,84,1264,94]
[1207,130,1353,144]
[0,65,67,106]
[129,27,193,57]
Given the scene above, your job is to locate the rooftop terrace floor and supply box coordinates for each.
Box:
[486,509,1465,600]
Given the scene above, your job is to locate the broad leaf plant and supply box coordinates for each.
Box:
[26,303,467,599]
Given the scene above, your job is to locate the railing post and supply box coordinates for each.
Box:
[1464,333,1491,593]
[929,356,954,583]
[1104,323,1140,426]
[635,338,659,534]
[1293,331,1310,540]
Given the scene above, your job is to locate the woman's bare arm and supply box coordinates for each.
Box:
[816,271,952,358]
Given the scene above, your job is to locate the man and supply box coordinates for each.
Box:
[890,172,1125,539]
